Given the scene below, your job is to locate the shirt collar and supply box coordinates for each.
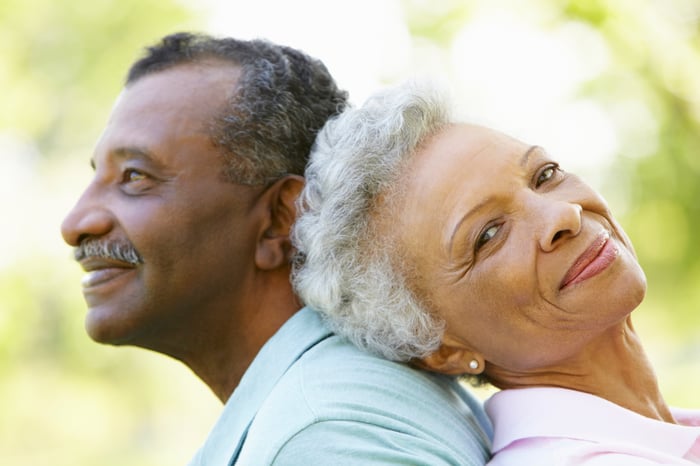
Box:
[486,387,700,458]
[191,306,332,466]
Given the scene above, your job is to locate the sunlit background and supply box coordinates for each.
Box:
[1,0,699,464]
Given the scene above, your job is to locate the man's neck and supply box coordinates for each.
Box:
[184,274,302,402]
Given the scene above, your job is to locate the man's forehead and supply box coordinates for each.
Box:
[125,60,242,95]
[108,66,238,130]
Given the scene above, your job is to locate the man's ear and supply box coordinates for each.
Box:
[255,175,304,271]
[413,333,485,376]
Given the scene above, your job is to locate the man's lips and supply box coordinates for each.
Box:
[560,231,619,289]
[79,257,137,288]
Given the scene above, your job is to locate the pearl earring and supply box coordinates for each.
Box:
[469,360,479,370]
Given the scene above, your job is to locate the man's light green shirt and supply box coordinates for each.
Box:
[188,307,492,465]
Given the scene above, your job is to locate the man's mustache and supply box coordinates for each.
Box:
[74,239,144,265]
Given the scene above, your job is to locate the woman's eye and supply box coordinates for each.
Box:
[123,169,147,183]
[476,224,500,251]
[536,164,559,187]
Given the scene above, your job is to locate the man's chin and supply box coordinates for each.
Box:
[84,310,137,346]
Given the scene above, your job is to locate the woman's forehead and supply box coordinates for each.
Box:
[407,123,532,187]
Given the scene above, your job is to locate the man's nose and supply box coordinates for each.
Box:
[537,199,583,252]
[60,185,114,247]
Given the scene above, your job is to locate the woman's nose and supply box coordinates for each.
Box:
[538,200,583,252]
[60,185,114,247]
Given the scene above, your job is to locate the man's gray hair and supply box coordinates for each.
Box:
[127,32,348,185]
[292,80,453,361]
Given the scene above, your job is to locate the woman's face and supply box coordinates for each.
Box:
[396,123,646,375]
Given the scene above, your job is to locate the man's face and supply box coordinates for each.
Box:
[61,62,268,349]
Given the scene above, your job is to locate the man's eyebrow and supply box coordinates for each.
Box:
[113,146,158,162]
[90,146,160,171]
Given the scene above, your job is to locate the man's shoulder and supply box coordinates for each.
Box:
[239,334,491,465]
[288,334,471,406]
[264,332,486,414]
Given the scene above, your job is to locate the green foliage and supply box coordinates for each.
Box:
[0,0,199,155]
[403,0,473,46]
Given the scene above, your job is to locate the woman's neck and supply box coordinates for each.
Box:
[488,316,676,423]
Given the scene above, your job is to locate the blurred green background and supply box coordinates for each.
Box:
[1,0,698,464]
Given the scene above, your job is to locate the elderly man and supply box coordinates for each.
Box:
[61,33,492,465]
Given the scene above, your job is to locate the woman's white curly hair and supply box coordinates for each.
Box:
[292,80,454,361]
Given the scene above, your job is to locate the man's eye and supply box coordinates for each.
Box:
[536,164,559,187]
[476,224,500,251]
[123,169,147,183]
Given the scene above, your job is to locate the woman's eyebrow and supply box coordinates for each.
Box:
[448,196,493,255]
[519,145,541,168]
[447,145,542,255]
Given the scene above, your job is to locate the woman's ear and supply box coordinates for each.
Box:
[255,175,304,270]
[414,334,485,376]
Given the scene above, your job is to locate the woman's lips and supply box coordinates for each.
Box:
[560,232,619,289]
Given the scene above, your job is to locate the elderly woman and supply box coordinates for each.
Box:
[292,81,700,465]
